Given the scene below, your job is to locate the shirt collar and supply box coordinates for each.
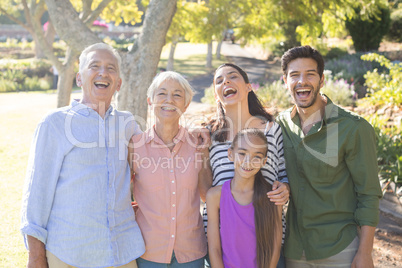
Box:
[71,100,114,118]
[290,94,335,125]
[145,125,187,145]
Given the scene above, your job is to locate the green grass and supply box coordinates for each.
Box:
[0,92,81,266]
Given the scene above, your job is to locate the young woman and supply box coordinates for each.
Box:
[207,128,282,268]
[129,71,211,268]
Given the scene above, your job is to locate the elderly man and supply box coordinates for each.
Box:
[276,45,382,268]
[21,43,145,268]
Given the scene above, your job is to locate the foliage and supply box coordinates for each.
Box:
[321,70,354,107]
[358,53,402,108]
[386,4,402,42]
[0,58,52,92]
[345,5,391,51]
[255,80,292,109]
[366,114,402,194]
[325,53,382,97]
[324,47,349,60]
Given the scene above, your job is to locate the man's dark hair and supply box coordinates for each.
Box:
[281,45,325,78]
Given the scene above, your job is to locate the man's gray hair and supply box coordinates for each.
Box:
[147,71,195,106]
[78,43,122,75]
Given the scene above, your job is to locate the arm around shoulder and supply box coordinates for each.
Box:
[198,147,212,202]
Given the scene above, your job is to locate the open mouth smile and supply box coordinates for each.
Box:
[223,87,237,97]
[296,88,312,98]
[161,106,177,111]
[94,81,110,88]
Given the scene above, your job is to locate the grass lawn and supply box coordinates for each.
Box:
[0,91,78,266]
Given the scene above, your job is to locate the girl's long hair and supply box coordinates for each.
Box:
[231,129,279,268]
[254,169,278,268]
[209,63,273,142]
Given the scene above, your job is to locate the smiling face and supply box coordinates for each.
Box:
[228,134,267,180]
[77,49,121,106]
[214,66,251,107]
[148,79,188,122]
[284,57,324,109]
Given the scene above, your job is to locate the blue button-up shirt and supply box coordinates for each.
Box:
[21,101,145,268]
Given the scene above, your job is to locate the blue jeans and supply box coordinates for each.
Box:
[204,247,286,268]
[137,252,205,268]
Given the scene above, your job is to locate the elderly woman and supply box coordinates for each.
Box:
[129,71,211,268]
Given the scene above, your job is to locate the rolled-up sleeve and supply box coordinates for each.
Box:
[345,119,382,227]
[20,119,66,248]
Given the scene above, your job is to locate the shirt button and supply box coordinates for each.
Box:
[172,217,175,220]
[172,204,175,207]
[173,192,176,195]
[171,235,174,238]
[171,180,174,183]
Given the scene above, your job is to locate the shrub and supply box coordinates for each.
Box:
[386,4,402,42]
[345,6,391,51]
[0,78,18,92]
[255,80,292,110]
[358,53,402,108]
[321,70,354,107]
[366,114,402,194]
[325,53,382,98]
[324,47,349,60]
[23,77,51,91]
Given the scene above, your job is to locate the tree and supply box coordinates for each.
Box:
[0,0,48,58]
[346,4,391,51]
[45,0,176,122]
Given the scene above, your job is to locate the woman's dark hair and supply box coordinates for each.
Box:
[231,129,279,268]
[281,45,325,79]
[209,63,273,142]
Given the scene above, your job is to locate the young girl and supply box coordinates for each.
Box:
[206,128,282,268]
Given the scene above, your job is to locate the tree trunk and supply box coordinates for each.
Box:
[46,0,176,122]
[44,21,56,54]
[117,0,177,125]
[216,30,226,60]
[206,41,213,68]
[57,48,79,107]
[166,40,178,71]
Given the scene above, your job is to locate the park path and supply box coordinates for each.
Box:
[189,42,282,102]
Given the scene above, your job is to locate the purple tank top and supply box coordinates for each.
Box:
[220,180,257,268]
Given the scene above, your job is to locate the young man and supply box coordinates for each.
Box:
[277,45,382,268]
[21,43,145,268]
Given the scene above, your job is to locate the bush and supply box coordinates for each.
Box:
[255,80,292,109]
[387,6,402,42]
[325,53,382,98]
[321,70,354,107]
[345,6,391,51]
[358,53,402,108]
[324,47,349,60]
[366,114,402,194]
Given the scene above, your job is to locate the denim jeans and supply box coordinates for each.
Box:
[137,252,205,268]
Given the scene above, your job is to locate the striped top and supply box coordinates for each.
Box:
[203,121,287,242]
